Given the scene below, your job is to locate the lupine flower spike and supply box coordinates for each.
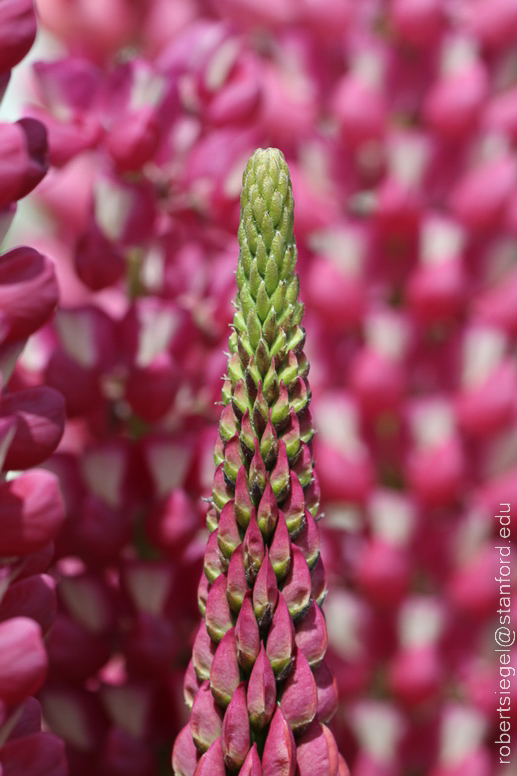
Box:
[173,148,347,776]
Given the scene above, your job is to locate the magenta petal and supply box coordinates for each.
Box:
[0,248,58,344]
[191,680,223,752]
[192,622,216,682]
[194,736,225,776]
[16,118,49,198]
[313,661,338,724]
[0,0,37,73]
[294,601,328,667]
[0,470,65,556]
[0,573,56,634]
[235,591,260,671]
[238,742,262,776]
[210,627,240,707]
[205,574,233,643]
[282,545,311,621]
[0,732,66,776]
[172,724,200,776]
[337,753,350,776]
[295,721,339,776]
[0,119,47,207]
[0,617,47,707]
[247,643,276,731]
[227,543,249,613]
[261,707,296,776]
[270,510,291,580]
[266,593,295,678]
[0,386,65,470]
[280,649,317,733]
[252,548,278,627]
[222,682,250,770]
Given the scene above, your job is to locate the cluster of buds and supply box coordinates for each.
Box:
[0,2,66,774]
[9,0,517,774]
[173,148,347,775]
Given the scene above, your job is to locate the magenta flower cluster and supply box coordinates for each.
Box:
[1,0,516,774]
[0,1,67,774]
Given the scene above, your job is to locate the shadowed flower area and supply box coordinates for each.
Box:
[1,0,516,774]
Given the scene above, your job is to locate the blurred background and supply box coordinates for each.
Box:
[2,0,517,774]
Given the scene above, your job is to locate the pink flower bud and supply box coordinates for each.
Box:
[257,482,279,538]
[310,556,328,607]
[270,510,291,580]
[261,707,296,776]
[0,119,48,207]
[204,530,225,584]
[0,574,56,635]
[218,501,242,559]
[247,644,276,730]
[267,593,295,678]
[282,546,311,621]
[249,438,268,502]
[313,661,338,723]
[295,721,339,776]
[222,683,250,770]
[194,736,225,776]
[184,659,203,709]
[253,549,278,628]
[0,470,64,556]
[235,592,260,671]
[172,723,200,776]
[227,544,249,613]
[282,473,305,536]
[205,574,233,643]
[210,628,240,707]
[293,512,321,569]
[235,465,254,528]
[0,248,58,345]
[192,622,216,682]
[0,386,65,470]
[0,0,37,74]
[238,743,262,776]
[191,680,223,752]
[280,648,317,733]
[295,601,328,667]
[243,509,265,583]
[0,617,47,707]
